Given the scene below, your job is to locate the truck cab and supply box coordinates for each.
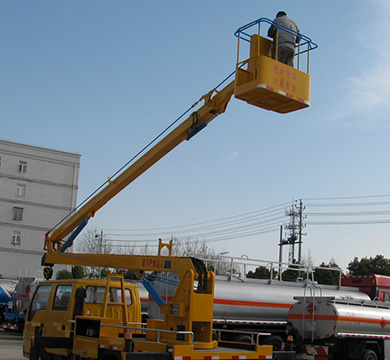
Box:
[23,278,142,359]
[341,274,390,302]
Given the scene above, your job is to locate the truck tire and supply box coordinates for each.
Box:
[29,346,38,360]
[233,334,252,344]
[99,350,122,360]
[259,335,283,351]
[29,346,49,360]
[362,350,378,360]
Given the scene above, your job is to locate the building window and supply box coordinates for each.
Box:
[18,160,27,173]
[16,184,26,197]
[11,231,21,246]
[13,207,24,221]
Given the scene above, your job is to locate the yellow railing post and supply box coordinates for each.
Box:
[297,40,301,71]
[257,23,261,57]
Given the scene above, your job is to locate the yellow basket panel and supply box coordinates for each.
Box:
[235,56,311,114]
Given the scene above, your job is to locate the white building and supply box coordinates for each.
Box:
[0,140,80,279]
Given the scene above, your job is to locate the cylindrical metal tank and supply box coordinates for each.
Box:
[288,296,390,339]
[212,280,370,323]
[0,285,11,304]
[141,276,371,323]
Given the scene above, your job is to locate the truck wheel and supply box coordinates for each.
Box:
[234,334,252,343]
[259,335,283,351]
[29,346,38,360]
[29,347,49,360]
[99,351,122,360]
[362,350,378,360]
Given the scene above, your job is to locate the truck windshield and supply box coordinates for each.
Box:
[28,285,51,321]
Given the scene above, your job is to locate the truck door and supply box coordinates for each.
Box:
[49,284,74,337]
[84,285,140,328]
[109,286,139,324]
[378,289,390,302]
[37,283,74,358]
[23,284,52,356]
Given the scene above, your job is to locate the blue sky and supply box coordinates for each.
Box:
[2,1,390,271]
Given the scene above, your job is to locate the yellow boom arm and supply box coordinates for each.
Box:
[45,81,235,253]
[43,18,316,261]
[43,239,209,282]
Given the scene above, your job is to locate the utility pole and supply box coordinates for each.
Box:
[278,225,284,279]
[282,200,306,264]
[95,229,105,279]
[298,200,306,264]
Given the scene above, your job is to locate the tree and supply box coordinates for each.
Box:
[99,268,109,279]
[247,266,273,280]
[55,266,86,280]
[115,269,138,280]
[347,255,390,275]
[172,237,234,275]
[314,260,342,285]
[76,228,113,255]
[281,263,301,282]
[115,243,136,256]
[172,237,215,258]
[75,228,113,278]
[72,266,85,279]
[56,269,73,280]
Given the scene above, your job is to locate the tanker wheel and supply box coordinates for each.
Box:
[234,334,252,344]
[362,349,378,360]
[259,335,283,351]
[99,350,122,360]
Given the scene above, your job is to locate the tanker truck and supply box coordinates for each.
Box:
[0,283,12,324]
[2,277,40,331]
[288,295,390,360]
[142,266,390,351]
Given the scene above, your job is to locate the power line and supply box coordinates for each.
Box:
[306,210,390,216]
[75,194,390,249]
[306,200,390,208]
[79,225,281,249]
[307,219,390,225]
[302,194,390,201]
[104,214,286,239]
[103,201,291,233]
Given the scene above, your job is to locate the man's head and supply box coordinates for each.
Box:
[276,11,287,18]
[286,321,293,330]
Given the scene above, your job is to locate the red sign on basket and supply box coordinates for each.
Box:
[272,64,298,94]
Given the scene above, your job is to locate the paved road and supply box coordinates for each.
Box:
[0,329,24,360]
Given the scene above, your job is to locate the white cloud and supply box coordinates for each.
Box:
[348,63,390,111]
[331,0,390,124]
[225,151,239,161]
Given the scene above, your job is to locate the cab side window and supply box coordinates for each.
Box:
[28,285,51,321]
[53,285,73,311]
[110,287,132,305]
[85,286,105,304]
[85,286,132,305]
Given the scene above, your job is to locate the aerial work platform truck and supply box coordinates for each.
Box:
[23,18,317,360]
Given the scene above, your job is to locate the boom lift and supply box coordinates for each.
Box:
[31,18,316,360]
[43,18,316,268]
